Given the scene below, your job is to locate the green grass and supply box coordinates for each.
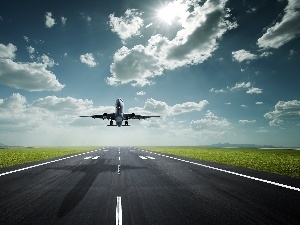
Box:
[144,147,300,179]
[0,147,99,168]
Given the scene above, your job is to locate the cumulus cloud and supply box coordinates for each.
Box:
[257,0,300,49]
[191,110,230,131]
[229,82,251,91]
[0,43,17,59]
[246,87,263,94]
[0,94,111,135]
[45,12,56,28]
[128,98,208,116]
[31,96,94,115]
[0,43,64,91]
[80,53,97,67]
[232,49,257,62]
[264,100,300,126]
[107,0,237,86]
[26,46,35,58]
[109,9,144,41]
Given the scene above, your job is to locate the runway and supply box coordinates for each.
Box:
[0,147,299,225]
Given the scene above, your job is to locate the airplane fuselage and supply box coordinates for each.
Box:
[115,98,124,127]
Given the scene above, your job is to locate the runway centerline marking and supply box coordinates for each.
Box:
[140,149,300,192]
[0,149,102,177]
[116,196,122,225]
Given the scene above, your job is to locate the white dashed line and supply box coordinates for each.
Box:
[116,196,122,225]
[139,149,300,192]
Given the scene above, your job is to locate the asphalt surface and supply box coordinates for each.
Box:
[0,147,299,225]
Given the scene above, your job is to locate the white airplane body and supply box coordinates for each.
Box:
[80,98,160,127]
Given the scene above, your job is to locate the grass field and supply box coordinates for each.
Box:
[0,147,98,168]
[144,147,300,179]
[1,146,299,179]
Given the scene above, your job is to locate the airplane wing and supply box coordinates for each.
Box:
[124,113,160,120]
[79,113,115,120]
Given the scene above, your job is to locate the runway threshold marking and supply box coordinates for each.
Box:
[0,148,102,177]
[116,196,122,225]
[140,149,300,192]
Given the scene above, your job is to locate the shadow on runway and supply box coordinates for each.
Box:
[56,159,142,218]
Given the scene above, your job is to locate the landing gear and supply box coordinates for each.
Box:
[110,120,113,126]
[125,121,129,126]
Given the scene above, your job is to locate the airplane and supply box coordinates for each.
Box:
[80,98,160,127]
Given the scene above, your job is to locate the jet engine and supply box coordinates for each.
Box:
[131,113,135,119]
[103,113,108,120]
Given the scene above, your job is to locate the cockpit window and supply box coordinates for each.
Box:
[119,98,123,102]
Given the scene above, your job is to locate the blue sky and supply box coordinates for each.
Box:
[0,0,299,146]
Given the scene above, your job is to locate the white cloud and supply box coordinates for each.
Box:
[45,12,56,28]
[23,36,29,42]
[136,91,146,96]
[232,49,257,62]
[27,46,35,59]
[260,51,273,57]
[229,82,251,91]
[27,46,35,55]
[37,54,55,67]
[0,94,117,140]
[169,101,209,116]
[269,118,284,127]
[31,96,94,115]
[61,17,67,26]
[109,9,144,41]
[145,23,153,28]
[107,0,237,86]
[246,87,263,94]
[210,88,226,93]
[80,53,97,67]
[128,98,208,116]
[211,81,262,94]
[256,102,263,105]
[257,0,300,49]
[241,105,247,108]
[264,100,300,126]
[0,43,17,59]
[191,110,230,130]
[239,120,256,123]
[0,43,64,91]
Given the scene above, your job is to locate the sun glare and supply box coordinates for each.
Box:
[157,3,181,25]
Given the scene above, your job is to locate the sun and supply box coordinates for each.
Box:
[157,2,182,25]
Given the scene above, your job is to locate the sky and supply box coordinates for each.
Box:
[0,0,299,147]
